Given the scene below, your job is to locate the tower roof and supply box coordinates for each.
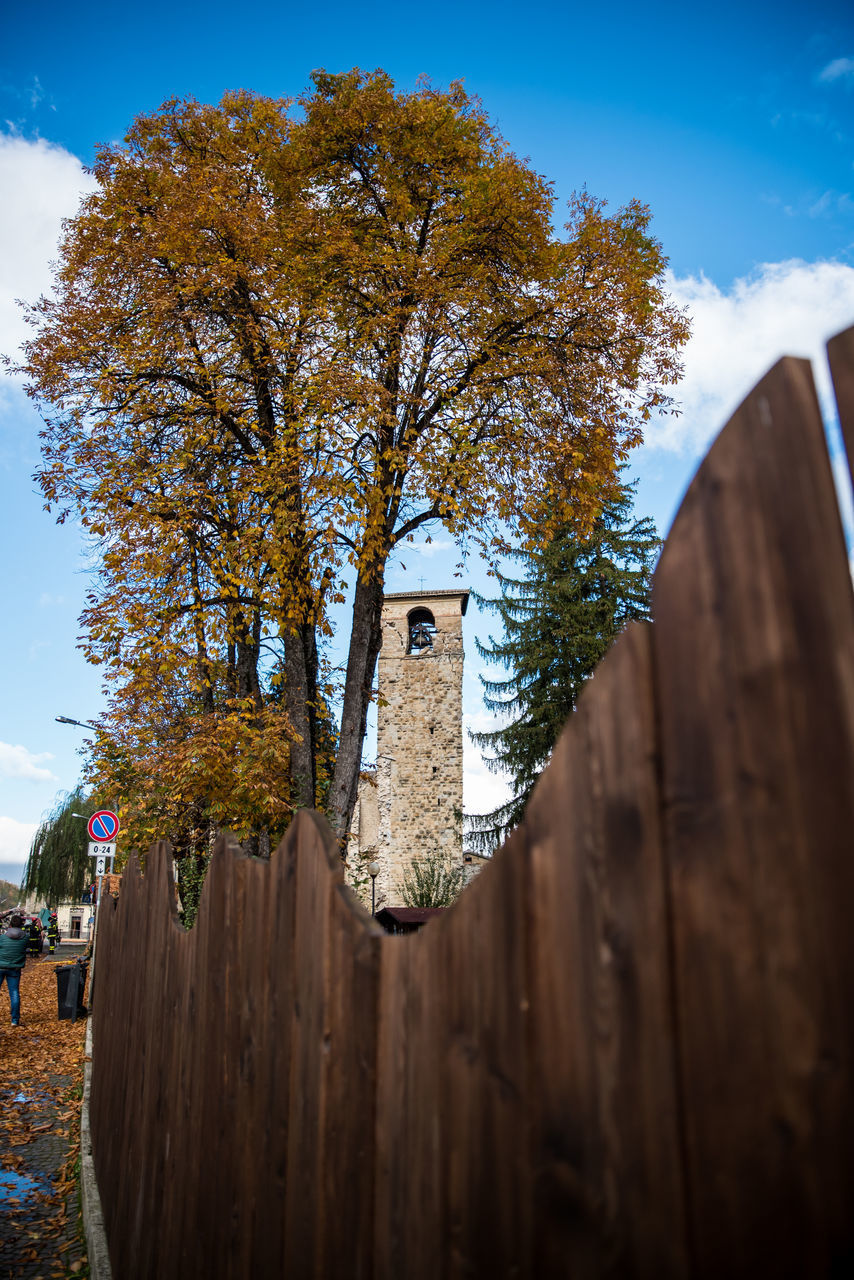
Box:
[384,588,469,615]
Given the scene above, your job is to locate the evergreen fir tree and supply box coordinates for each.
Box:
[468,480,659,852]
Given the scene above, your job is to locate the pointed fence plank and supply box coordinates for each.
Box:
[828,323,854,487]
[318,881,381,1280]
[440,829,532,1279]
[524,621,689,1278]
[282,816,338,1279]
[653,355,854,1276]
[372,922,412,1277]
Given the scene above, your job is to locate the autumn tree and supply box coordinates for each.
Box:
[468,478,659,851]
[0,880,23,911]
[19,70,688,851]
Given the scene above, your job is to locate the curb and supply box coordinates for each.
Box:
[81,996,112,1277]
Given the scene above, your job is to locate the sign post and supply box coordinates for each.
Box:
[87,811,120,943]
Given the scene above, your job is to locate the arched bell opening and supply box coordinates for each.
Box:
[407,607,436,654]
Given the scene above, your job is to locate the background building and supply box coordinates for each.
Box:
[349,588,468,908]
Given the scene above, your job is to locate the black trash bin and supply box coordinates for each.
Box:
[55,959,89,1022]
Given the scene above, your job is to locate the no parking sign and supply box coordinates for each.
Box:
[87,810,119,842]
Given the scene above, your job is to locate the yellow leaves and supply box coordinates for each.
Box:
[22,72,689,849]
[86,686,300,853]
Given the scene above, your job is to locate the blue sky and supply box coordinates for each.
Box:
[1,0,853,876]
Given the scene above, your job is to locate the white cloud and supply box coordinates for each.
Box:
[819,57,854,85]
[411,537,454,559]
[0,132,97,366]
[0,741,57,783]
[650,259,854,452]
[463,709,513,819]
[0,815,38,864]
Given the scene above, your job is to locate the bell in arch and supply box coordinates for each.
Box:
[408,607,437,653]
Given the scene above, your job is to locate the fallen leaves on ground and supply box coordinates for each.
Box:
[0,954,89,1278]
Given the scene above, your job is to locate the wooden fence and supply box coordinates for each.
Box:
[90,328,854,1278]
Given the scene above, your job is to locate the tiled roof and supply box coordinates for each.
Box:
[375,907,445,925]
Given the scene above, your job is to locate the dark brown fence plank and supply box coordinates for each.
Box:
[188,837,235,1278]
[171,841,218,1275]
[827,323,854,486]
[524,622,688,1278]
[318,878,381,1280]
[132,844,180,1279]
[282,814,337,1278]
[394,916,448,1274]
[399,920,447,1279]
[155,880,190,1278]
[373,926,411,1278]
[653,355,854,1276]
[440,827,532,1279]
[248,832,296,1279]
[219,851,257,1279]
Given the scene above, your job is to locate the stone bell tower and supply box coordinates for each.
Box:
[370,588,468,905]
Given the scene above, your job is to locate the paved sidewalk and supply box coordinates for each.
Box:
[0,952,90,1279]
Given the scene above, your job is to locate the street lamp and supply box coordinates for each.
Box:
[368,861,380,917]
[56,716,100,731]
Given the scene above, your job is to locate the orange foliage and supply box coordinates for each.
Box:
[90,691,297,855]
[18,69,689,844]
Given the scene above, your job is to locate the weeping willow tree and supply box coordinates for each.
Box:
[23,789,98,904]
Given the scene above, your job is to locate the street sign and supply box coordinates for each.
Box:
[88,842,115,860]
[88,810,119,842]
[96,855,106,876]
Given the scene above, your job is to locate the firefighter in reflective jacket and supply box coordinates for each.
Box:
[26,918,41,957]
[47,914,60,954]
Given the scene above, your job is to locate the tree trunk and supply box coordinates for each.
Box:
[235,632,261,706]
[284,621,317,811]
[329,570,385,849]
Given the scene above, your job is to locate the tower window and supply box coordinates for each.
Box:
[407,607,436,653]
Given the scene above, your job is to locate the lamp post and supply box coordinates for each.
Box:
[55,716,100,731]
[368,861,380,917]
[68,811,98,940]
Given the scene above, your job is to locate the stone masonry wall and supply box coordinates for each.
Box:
[369,590,467,906]
[346,589,467,908]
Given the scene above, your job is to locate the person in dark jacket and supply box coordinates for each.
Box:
[0,914,27,1025]
[47,914,60,954]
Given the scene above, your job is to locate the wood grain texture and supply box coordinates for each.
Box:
[828,323,854,487]
[653,355,854,1277]
[524,623,688,1278]
[88,331,854,1278]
